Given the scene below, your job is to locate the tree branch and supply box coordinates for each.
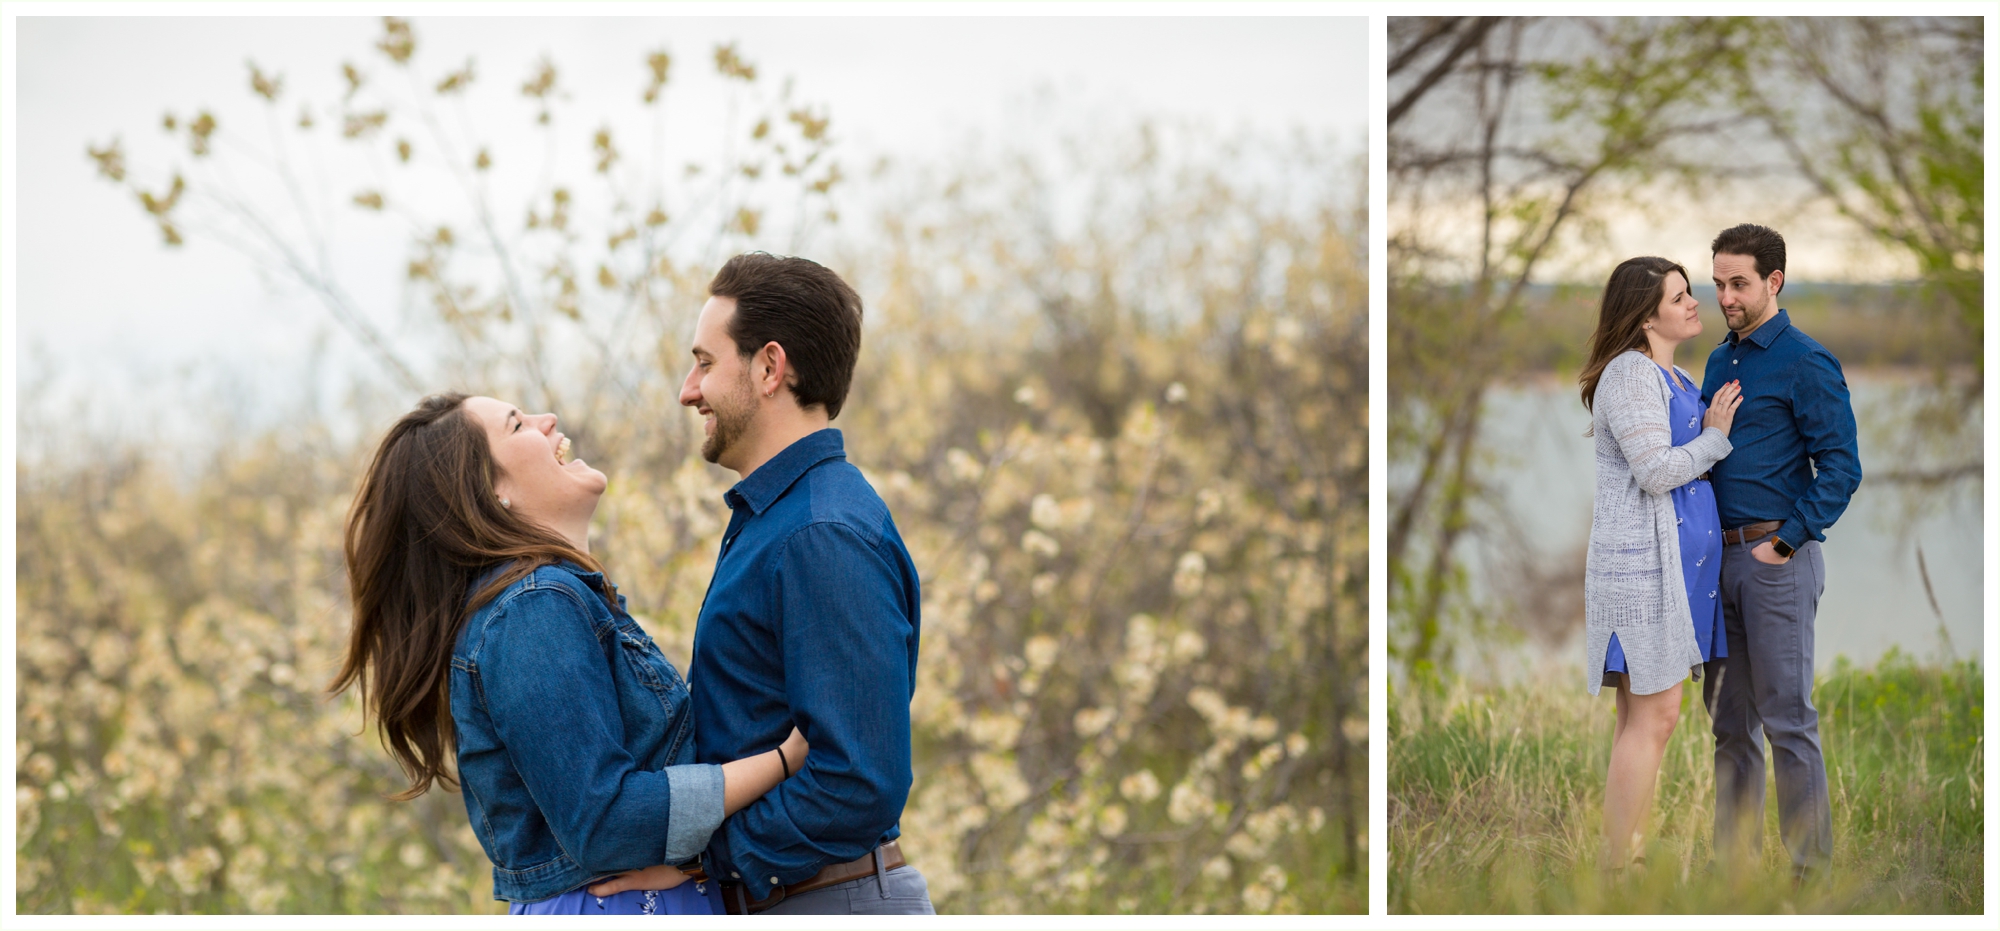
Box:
[1388,18,1503,129]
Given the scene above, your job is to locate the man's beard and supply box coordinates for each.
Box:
[1725,294,1772,332]
[701,372,757,464]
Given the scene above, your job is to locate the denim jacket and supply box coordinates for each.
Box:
[450,561,725,903]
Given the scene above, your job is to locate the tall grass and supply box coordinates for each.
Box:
[1389,651,1983,913]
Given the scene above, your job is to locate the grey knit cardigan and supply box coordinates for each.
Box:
[1584,350,1733,697]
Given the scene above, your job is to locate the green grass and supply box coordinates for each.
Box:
[1389,651,1983,913]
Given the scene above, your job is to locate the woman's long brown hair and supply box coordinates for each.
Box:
[330,393,610,800]
[1578,256,1690,424]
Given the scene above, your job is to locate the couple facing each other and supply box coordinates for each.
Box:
[1579,224,1861,882]
[332,253,935,915]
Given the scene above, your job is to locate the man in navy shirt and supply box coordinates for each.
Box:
[1699,224,1862,884]
[675,253,933,914]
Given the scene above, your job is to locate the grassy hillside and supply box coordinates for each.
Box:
[1390,652,1983,913]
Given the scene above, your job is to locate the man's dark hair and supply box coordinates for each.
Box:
[1710,223,1787,293]
[708,252,864,419]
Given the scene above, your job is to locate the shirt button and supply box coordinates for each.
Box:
[730,872,740,879]
[1709,591,1717,598]
[1677,518,1684,525]
[1732,360,1738,365]
[770,877,781,885]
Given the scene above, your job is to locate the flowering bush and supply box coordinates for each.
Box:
[16,196,1362,916]
[23,18,1364,914]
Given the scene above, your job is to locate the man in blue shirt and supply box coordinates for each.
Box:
[1699,224,1862,884]
[673,252,933,914]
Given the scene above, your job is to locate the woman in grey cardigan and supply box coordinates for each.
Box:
[1579,257,1743,873]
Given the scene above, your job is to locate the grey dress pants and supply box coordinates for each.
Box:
[1703,538,1833,876]
[751,865,936,915]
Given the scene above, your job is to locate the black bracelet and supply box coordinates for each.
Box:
[776,746,792,779]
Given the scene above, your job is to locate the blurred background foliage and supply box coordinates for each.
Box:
[18,18,1366,914]
[1387,14,1982,680]
[1386,16,1982,914]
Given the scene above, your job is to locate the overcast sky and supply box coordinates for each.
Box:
[11,14,1364,431]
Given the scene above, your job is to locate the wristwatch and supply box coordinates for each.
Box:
[1770,537,1795,559]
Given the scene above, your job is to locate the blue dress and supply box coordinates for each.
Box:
[510,880,723,915]
[1604,364,1727,685]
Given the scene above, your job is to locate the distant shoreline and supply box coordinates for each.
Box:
[1505,364,1981,390]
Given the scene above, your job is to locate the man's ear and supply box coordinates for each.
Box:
[758,341,789,398]
[1768,268,1785,296]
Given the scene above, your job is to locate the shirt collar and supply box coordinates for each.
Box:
[1722,308,1792,349]
[723,428,847,516]
[470,558,608,600]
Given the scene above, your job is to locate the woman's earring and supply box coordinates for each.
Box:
[499,496,510,509]
[1644,324,1652,329]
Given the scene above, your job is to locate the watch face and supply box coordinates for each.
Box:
[1773,540,1794,558]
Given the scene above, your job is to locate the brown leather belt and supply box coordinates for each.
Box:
[1722,520,1781,546]
[710,841,906,914]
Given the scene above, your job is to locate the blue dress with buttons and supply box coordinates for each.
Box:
[1605,365,1726,682]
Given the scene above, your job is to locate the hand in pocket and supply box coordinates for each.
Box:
[1750,539,1790,566]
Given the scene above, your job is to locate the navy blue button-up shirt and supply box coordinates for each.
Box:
[1699,309,1862,550]
[690,429,921,899]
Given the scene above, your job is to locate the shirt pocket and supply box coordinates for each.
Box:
[614,623,689,712]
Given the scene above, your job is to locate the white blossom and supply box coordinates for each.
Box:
[1119,769,1162,803]
[1172,551,1206,597]
[1021,529,1061,559]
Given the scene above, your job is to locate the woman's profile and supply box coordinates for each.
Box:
[1578,257,1743,874]
[330,393,806,914]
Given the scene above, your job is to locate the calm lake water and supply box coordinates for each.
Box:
[1463,371,1982,673]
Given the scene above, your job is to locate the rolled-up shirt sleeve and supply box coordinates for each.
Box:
[1777,351,1862,549]
[479,586,724,871]
[662,764,725,862]
[706,520,915,894]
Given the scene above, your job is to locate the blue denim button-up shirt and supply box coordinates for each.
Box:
[1699,309,1862,550]
[690,429,921,900]
[451,562,725,903]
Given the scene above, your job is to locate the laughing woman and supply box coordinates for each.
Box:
[331,393,807,914]
[1578,257,1743,874]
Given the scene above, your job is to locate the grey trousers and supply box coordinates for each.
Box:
[1703,537,1832,875]
[753,865,935,915]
